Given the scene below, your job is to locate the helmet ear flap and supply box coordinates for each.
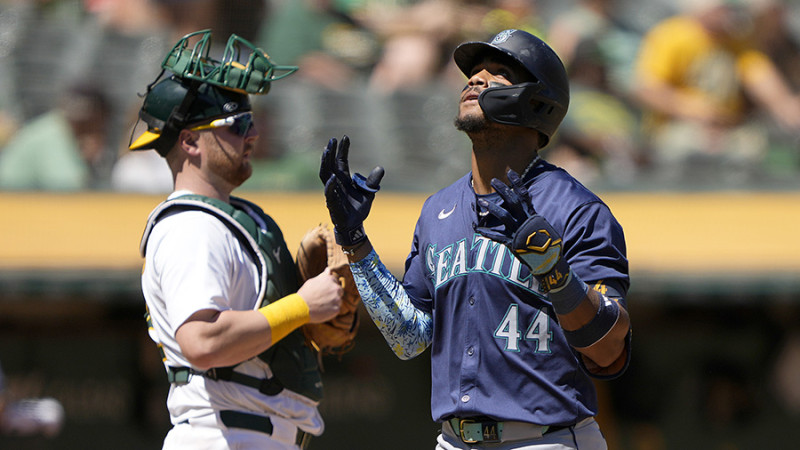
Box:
[479,83,541,120]
[478,82,556,147]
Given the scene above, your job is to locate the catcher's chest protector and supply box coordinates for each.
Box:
[140,194,323,401]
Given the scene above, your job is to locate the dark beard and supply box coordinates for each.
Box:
[454,114,488,133]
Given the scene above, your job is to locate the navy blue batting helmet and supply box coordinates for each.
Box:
[453,29,570,147]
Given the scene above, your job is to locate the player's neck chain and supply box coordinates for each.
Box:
[519,155,541,180]
[471,155,541,190]
[473,155,540,217]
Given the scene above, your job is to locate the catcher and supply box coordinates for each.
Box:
[132,30,357,450]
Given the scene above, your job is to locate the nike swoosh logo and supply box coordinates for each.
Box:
[438,205,457,220]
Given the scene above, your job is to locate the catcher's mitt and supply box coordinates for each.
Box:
[296,224,361,357]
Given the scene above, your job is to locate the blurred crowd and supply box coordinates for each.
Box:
[0,361,64,438]
[0,0,799,192]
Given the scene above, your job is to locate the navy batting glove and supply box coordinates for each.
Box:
[475,169,568,290]
[319,135,384,246]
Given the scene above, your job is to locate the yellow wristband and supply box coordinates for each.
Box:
[258,293,310,344]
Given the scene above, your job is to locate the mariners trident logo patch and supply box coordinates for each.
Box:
[491,29,515,45]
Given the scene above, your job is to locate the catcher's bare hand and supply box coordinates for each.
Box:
[295,223,363,356]
[298,267,343,323]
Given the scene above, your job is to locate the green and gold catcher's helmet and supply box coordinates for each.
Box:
[129,29,297,156]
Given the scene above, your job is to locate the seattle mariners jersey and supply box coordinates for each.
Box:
[402,159,629,426]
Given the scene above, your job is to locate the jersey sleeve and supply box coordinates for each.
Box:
[401,203,439,314]
[562,201,629,304]
[151,211,237,330]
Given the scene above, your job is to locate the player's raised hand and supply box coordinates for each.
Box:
[319,135,385,246]
[475,169,563,276]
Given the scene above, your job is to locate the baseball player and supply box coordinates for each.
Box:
[130,30,343,449]
[319,29,632,449]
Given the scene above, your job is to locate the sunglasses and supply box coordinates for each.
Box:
[189,112,254,136]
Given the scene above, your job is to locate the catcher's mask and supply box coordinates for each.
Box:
[129,29,297,156]
[453,29,569,147]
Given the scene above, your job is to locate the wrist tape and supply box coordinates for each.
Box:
[548,269,589,315]
[258,294,309,344]
[562,296,621,348]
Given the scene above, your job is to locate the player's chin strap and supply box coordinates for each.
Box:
[156,78,202,157]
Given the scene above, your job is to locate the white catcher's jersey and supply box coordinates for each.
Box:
[141,194,323,435]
